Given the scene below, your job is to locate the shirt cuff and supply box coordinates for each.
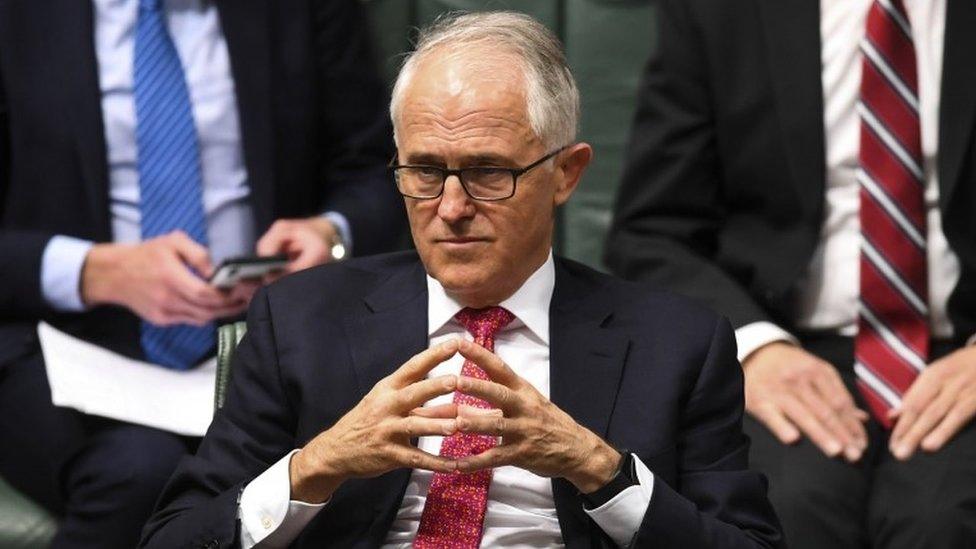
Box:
[322,211,352,256]
[734,321,799,363]
[583,453,654,548]
[239,450,326,548]
[40,235,95,312]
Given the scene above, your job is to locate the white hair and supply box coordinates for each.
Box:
[390,11,580,149]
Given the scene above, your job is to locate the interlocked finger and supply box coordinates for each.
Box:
[393,375,458,412]
[388,341,459,388]
[457,376,520,413]
[395,416,458,438]
[455,445,517,474]
[391,446,457,473]
[410,403,458,419]
[458,339,519,387]
[457,413,516,437]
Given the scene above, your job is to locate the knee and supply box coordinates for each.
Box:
[67,426,188,511]
[874,499,976,545]
[111,430,187,500]
[769,474,844,518]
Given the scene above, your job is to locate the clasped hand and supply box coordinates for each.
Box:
[289,339,620,504]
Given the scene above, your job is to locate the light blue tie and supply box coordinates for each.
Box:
[134,0,213,370]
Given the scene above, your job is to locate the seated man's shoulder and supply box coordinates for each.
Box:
[560,257,724,337]
[262,250,420,314]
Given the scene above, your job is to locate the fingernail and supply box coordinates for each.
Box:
[893,444,910,460]
[445,420,456,434]
[826,441,842,456]
[844,445,862,462]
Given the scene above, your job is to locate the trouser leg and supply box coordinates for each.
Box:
[744,333,887,549]
[868,408,976,548]
[0,349,192,548]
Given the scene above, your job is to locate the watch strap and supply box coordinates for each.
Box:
[580,451,637,509]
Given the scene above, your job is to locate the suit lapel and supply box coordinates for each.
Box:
[214,0,276,230]
[549,260,631,547]
[51,0,112,239]
[342,259,429,401]
[755,0,825,213]
[339,259,428,537]
[938,0,976,209]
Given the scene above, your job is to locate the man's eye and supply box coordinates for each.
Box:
[416,167,442,180]
[466,168,509,184]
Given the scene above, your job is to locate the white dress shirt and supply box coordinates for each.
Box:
[39,0,350,313]
[735,0,956,361]
[239,253,655,548]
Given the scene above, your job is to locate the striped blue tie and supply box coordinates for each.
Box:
[134,0,213,370]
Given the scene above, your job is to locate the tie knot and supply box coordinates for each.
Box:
[454,306,515,341]
[139,0,163,12]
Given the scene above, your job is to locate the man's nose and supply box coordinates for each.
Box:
[437,175,475,222]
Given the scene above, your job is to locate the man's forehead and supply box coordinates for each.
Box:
[398,53,537,146]
[405,51,525,112]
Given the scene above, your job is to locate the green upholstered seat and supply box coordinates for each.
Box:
[216,321,248,411]
[0,477,56,549]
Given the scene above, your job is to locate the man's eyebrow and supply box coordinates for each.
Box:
[401,152,514,167]
[402,153,444,166]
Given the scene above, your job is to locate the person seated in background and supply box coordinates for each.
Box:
[0,0,403,545]
[140,11,783,549]
[606,0,976,547]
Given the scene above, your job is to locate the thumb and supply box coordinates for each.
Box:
[169,231,213,278]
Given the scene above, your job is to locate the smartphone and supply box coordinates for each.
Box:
[208,255,289,289]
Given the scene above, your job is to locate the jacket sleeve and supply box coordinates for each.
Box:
[312,0,406,256]
[0,52,57,320]
[604,0,769,329]
[139,288,300,548]
[632,317,784,548]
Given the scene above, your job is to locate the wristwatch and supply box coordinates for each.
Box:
[328,230,347,262]
[580,451,638,509]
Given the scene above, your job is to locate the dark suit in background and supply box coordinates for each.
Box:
[0,0,402,545]
[606,0,976,547]
[140,252,783,548]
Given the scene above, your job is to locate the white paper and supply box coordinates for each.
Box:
[38,322,217,437]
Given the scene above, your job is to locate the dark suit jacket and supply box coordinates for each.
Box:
[605,0,976,342]
[0,0,404,364]
[140,251,783,548]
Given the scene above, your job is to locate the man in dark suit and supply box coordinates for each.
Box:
[606,0,976,547]
[140,11,782,549]
[0,0,402,546]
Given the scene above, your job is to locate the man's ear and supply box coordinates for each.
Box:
[553,143,593,206]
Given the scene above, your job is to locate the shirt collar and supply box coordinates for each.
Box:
[426,251,555,344]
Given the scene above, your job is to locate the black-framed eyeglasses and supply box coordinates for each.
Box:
[390,145,569,201]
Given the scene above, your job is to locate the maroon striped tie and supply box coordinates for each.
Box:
[854,0,928,429]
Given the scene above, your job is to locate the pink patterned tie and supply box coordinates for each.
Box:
[414,306,515,549]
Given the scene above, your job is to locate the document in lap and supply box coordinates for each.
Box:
[38,322,216,436]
